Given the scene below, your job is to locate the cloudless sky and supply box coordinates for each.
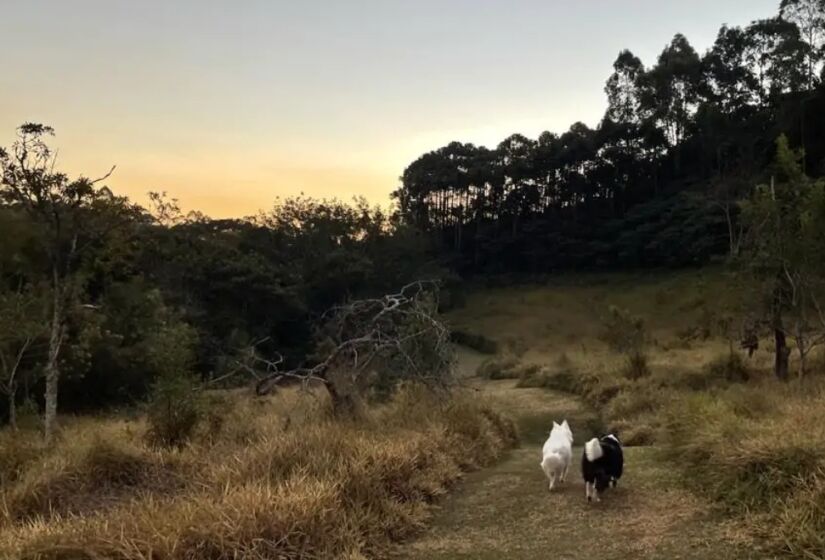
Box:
[1,0,779,217]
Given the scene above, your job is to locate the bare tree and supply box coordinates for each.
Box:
[237,281,454,415]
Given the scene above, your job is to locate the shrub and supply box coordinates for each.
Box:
[145,371,203,449]
[476,356,520,379]
[3,435,174,523]
[661,387,825,555]
[775,471,825,559]
[0,387,518,559]
[0,430,44,487]
[621,350,651,380]
[706,351,750,383]
[610,416,657,446]
[600,305,645,355]
[600,306,651,381]
[449,329,498,354]
[143,320,203,448]
[515,366,550,388]
[603,382,666,420]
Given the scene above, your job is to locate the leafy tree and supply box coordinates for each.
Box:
[745,18,809,104]
[0,285,45,429]
[741,135,825,378]
[780,0,825,89]
[0,124,139,443]
[639,34,703,150]
[605,50,645,126]
[703,26,761,114]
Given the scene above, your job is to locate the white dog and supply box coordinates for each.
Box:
[540,420,574,492]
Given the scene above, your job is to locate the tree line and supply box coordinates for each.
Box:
[5,0,825,437]
[393,0,825,274]
[0,125,444,439]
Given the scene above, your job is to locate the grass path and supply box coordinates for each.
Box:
[394,379,774,560]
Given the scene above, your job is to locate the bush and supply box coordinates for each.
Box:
[476,356,520,379]
[145,372,203,449]
[143,319,203,448]
[706,351,750,383]
[603,382,667,419]
[661,386,825,556]
[3,435,175,523]
[449,329,498,354]
[515,366,551,388]
[610,418,657,446]
[0,430,44,487]
[600,305,645,354]
[0,387,518,559]
[621,350,651,380]
[775,473,825,559]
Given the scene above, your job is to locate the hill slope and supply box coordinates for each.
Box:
[395,378,769,560]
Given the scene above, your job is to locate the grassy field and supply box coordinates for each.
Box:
[2,268,823,559]
[0,386,517,559]
[395,379,766,560]
[437,269,825,559]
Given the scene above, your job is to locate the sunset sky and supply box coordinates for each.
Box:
[1,0,778,218]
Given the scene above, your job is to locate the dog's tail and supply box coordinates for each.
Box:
[585,438,603,462]
[541,452,563,473]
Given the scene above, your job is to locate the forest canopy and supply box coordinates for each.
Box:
[392,0,825,274]
[4,0,825,425]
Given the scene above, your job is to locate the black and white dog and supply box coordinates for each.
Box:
[581,434,624,502]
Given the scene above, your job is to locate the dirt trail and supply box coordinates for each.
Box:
[394,379,772,560]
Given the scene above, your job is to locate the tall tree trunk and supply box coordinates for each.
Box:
[324,373,360,418]
[43,273,63,444]
[774,326,790,382]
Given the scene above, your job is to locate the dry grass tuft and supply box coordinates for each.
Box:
[662,381,825,557]
[0,385,516,559]
[447,270,825,557]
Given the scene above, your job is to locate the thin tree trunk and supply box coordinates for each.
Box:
[774,326,790,382]
[723,204,738,258]
[8,380,16,430]
[43,272,63,444]
[324,375,360,418]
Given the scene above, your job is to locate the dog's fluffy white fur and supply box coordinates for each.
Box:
[540,420,574,491]
[585,437,603,461]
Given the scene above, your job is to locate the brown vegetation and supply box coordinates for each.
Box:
[0,386,516,559]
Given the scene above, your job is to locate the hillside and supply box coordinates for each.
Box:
[394,380,761,560]
[400,269,823,559]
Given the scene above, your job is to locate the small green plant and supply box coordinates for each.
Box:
[601,306,651,379]
[144,320,202,448]
[145,372,202,448]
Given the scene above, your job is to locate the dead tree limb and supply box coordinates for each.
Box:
[245,281,454,413]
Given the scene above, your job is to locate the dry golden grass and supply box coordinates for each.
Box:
[659,380,825,558]
[448,270,825,558]
[397,380,753,560]
[0,385,517,560]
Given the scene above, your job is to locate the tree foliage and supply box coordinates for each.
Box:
[392,2,825,276]
[741,135,825,378]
